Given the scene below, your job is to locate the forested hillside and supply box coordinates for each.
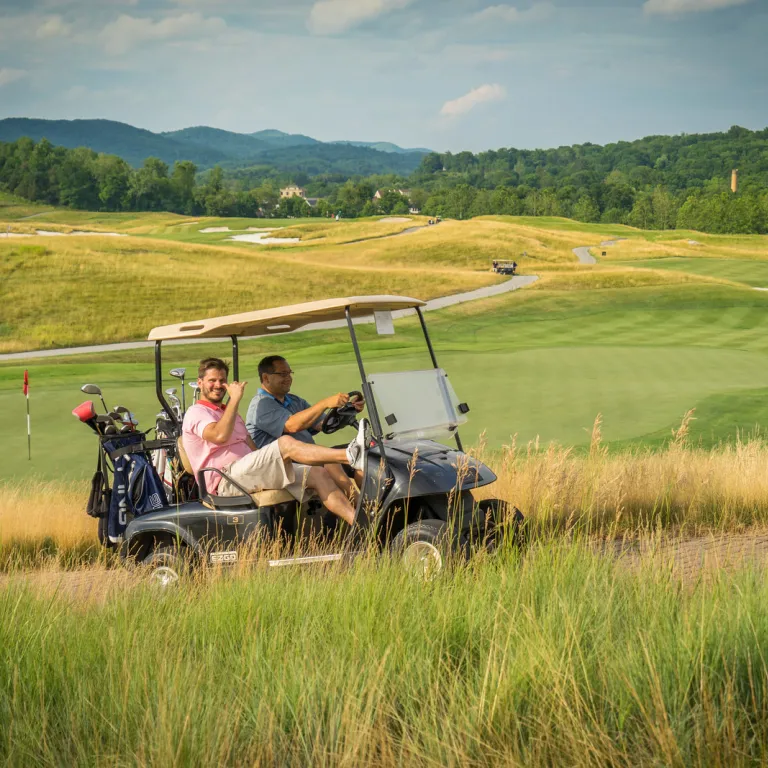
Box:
[1,125,768,232]
[0,118,229,168]
[410,126,768,233]
[0,118,427,175]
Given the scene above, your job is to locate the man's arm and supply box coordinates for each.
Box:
[201,381,247,445]
[283,393,350,434]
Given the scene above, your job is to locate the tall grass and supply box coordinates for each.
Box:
[476,425,768,534]
[0,480,100,569]
[3,545,768,765]
[5,435,768,566]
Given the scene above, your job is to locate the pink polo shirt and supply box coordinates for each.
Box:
[182,401,252,494]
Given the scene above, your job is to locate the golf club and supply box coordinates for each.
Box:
[170,368,186,412]
[72,400,100,434]
[189,382,200,403]
[81,384,108,413]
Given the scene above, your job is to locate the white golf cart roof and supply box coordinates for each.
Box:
[147,295,426,341]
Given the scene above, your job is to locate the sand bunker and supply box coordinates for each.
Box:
[688,240,702,246]
[229,232,300,245]
[199,227,231,233]
[0,230,125,238]
[379,217,411,223]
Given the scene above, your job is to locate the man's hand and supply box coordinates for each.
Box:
[323,392,350,409]
[224,380,248,406]
[351,393,366,413]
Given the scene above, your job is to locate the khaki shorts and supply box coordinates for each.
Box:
[217,442,313,501]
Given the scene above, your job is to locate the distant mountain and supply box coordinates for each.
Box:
[249,129,320,148]
[0,117,430,176]
[332,140,433,154]
[161,126,269,158]
[0,118,229,168]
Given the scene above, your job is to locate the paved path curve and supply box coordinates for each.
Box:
[0,275,539,362]
[573,246,596,264]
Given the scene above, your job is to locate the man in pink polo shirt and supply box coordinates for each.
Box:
[182,357,366,526]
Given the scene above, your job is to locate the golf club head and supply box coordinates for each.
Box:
[119,424,133,434]
[165,387,177,396]
[81,384,102,396]
[108,411,123,422]
[114,405,130,415]
[170,368,186,380]
[104,424,118,436]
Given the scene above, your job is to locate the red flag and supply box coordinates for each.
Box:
[23,369,29,397]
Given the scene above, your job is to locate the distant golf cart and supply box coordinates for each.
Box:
[492,260,517,276]
[74,296,521,584]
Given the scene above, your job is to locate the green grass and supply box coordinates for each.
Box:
[619,257,768,288]
[3,545,768,765]
[4,281,768,481]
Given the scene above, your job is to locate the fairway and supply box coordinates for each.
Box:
[619,256,768,287]
[3,209,768,481]
[4,279,768,481]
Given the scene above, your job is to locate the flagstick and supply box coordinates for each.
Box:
[26,392,31,460]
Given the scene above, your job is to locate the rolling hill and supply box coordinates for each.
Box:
[0,118,229,168]
[0,118,430,175]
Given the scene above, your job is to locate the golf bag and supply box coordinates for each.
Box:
[103,434,168,544]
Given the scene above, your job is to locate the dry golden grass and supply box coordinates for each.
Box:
[265,217,430,246]
[473,418,768,533]
[6,431,768,556]
[0,480,93,547]
[601,234,768,263]
[527,266,730,291]
[275,218,587,276]
[0,235,496,352]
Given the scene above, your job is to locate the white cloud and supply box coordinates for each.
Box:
[36,15,72,39]
[100,12,227,55]
[644,0,753,14]
[473,3,554,23]
[440,83,506,117]
[0,68,27,87]
[307,0,415,35]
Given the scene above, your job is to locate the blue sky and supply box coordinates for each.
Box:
[0,0,766,152]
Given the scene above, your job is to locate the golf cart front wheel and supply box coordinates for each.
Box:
[391,519,461,578]
[142,545,189,587]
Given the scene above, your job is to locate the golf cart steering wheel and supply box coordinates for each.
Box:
[321,391,363,434]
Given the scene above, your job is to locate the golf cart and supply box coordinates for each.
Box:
[492,260,517,276]
[75,295,521,583]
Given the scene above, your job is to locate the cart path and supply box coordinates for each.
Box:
[0,274,540,361]
[573,246,597,264]
[4,531,768,600]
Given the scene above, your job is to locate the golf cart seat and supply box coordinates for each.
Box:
[180,439,314,507]
[177,437,194,475]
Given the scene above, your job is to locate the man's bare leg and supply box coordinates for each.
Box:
[325,463,359,503]
[305,466,355,525]
[276,435,350,466]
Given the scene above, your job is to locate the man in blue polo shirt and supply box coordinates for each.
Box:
[245,355,365,501]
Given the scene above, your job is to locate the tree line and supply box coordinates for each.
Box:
[2,126,768,233]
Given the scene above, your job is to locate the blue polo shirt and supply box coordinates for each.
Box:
[245,388,317,448]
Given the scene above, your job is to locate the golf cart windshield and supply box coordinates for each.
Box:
[367,368,467,440]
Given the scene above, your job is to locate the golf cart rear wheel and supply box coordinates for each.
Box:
[391,519,461,578]
[142,545,189,587]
